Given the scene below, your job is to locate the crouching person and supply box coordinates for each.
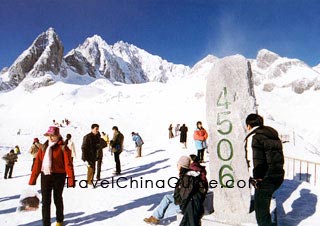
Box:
[29,126,75,226]
[174,156,205,226]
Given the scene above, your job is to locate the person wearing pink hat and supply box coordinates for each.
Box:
[29,126,75,226]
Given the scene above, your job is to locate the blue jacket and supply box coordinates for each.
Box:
[193,128,208,150]
[132,134,144,147]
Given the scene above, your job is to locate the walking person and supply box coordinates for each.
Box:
[65,134,76,162]
[29,138,41,171]
[29,126,75,226]
[179,124,188,149]
[81,124,101,185]
[193,121,208,163]
[175,124,181,137]
[132,132,144,157]
[168,124,174,139]
[2,149,18,179]
[110,126,124,175]
[244,113,284,226]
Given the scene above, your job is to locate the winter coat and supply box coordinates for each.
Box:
[189,162,209,194]
[174,170,205,226]
[66,139,76,158]
[29,142,41,158]
[81,132,101,166]
[132,133,144,147]
[193,128,208,150]
[110,131,124,153]
[2,152,18,166]
[179,125,188,143]
[245,126,284,188]
[29,139,75,187]
[96,138,108,160]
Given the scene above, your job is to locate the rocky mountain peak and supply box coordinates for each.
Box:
[256,49,280,69]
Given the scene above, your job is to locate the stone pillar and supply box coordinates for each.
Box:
[206,55,257,225]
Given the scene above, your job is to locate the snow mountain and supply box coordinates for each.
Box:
[251,49,320,93]
[0,28,190,91]
[0,28,64,91]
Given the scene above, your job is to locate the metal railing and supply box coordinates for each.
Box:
[284,156,320,186]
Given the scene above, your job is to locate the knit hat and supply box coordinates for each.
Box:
[34,138,39,143]
[177,156,191,169]
[44,126,60,137]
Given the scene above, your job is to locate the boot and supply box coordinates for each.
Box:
[56,222,63,226]
[143,216,160,224]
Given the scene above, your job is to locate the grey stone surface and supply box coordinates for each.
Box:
[206,55,258,225]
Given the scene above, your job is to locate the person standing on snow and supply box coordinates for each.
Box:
[179,124,188,149]
[110,126,124,175]
[193,121,208,163]
[2,149,18,179]
[29,138,41,171]
[65,134,76,162]
[81,124,101,184]
[168,124,174,139]
[132,132,144,157]
[29,126,75,226]
[244,113,284,226]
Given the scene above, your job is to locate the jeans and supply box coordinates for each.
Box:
[197,148,205,162]
[96,159,102,180]
[114,152,121,173]
[136,146,142,157]
[4,164,14,178]
[254,185,278,226]
[41,173,66,226]
[153,194,180,220]
[87,164,96,184]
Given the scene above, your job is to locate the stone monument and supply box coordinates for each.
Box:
[205,55,258,225]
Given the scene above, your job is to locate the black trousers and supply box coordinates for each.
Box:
[41,173,66,226]
[96,159,102,180]
[4,164,14,178]
[197,148,205,162]
[114,152,121,173]
[254,185,278,226]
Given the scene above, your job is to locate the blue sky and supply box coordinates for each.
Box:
[1,0,320,69]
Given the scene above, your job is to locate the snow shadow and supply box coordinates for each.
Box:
[0,194,20,203]
[18,212,85,226]
[276,179,318,226]
[65,191,172,226]
[145,149,166,157]
[95,158,170,188]
[0,207,16,215]
[293,173,311,184]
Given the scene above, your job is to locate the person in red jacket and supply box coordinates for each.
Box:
[29,126,75,226]
[193,121,208,163]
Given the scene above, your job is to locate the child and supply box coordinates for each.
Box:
[3,149,18,179]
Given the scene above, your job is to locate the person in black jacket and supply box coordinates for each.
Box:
[174,156,205,226]
[179,124,188,149]
[110,126,124,175]
[244,113,284,226]
[81,124,100,185]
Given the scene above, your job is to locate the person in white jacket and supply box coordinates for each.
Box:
[65,134,76,162]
